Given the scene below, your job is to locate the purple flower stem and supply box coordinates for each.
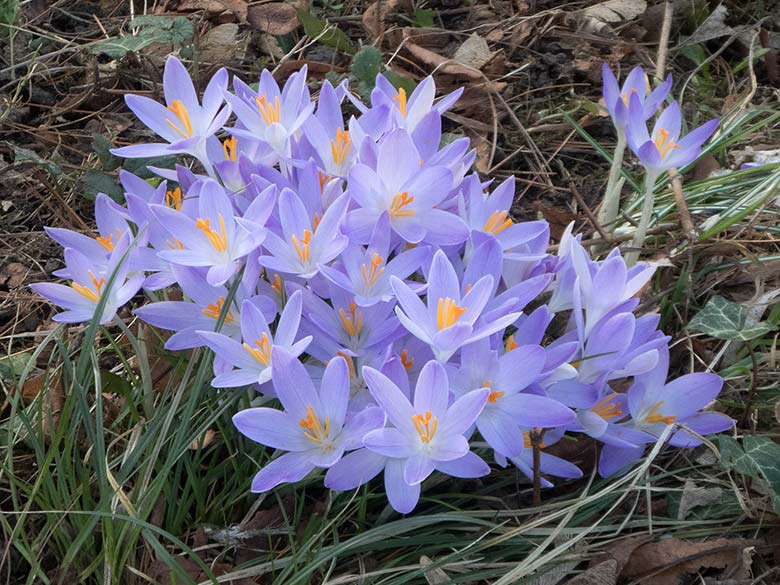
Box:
[598,128,627,231]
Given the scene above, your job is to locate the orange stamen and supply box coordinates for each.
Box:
[201,297,235,322]
[645,401,676,425]
[195,215,228,253]
[591,393,623,420]
[330,128,351,165]
[361,253,385,290]
[291,229,312,264]
[393,88,408,118]
[166,187,183,211]
[400,349,414,372]
[653,128,680,158]
[436,297,467,330]
[412,410,438,444]
[299,406,332,446]
[255,94,281,125]
[70,270,105,303]
[389,192,415,218]
[338,300,363,338]
[166,100,193,139]
[483,210,513,236]
[223,136,238,162]
[243,332,271,366]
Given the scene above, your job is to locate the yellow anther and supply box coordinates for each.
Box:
[436,297,467,330]
[243,332,272,366]
[483,210,513,236]
[318,171,331,192]
[223,136,238,162]
[389,192,415,218]
[483,380,505,403]
[299,406,332,446]
[620,88,638,107]
[338,301,363,338]
[96,228,122,252]
[330,128,351,165]
[313,213,322,232]
[591,393,623,420]
[361,253,385,290]
[523,430,546,449]
[412,410,438,444]
[393,87,408,118]
[195,215,228,253]
[400,349,414,372]
[255,94,281,125]
[271,273,283,296]
[166,100,193,139]
[70,270,105,303]
[336,351,356,380]
[653,128,680,158]
[201,297,235,323]
[645,401,676,425]
[165,237,185,250]
[504,335,518,352]
[166,187,183,210]
[291,229,312,264]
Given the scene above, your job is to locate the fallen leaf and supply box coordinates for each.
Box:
[563,559,618,585]
[363,0,412,39]
[677,479,723,520]
[247,2,300,35]
[681,4,746,47]
[453,33,493,70]
[178,0,228,15]
[582,0,647,23]
[0,261,28,289]
[188,429,217,450]
[420,555,450,585]
[199,23,243,63]
[590,535,652,573]
[219,0,248,22]
[533,201,577,241]
[621,538,756,585]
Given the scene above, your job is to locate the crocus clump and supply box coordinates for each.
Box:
[32,56,734,514]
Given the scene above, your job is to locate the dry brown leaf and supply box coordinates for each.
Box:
[453,33,493,70]
[563,559,618,585]
[363,0,412,39]
[218,0,248,22]
[178,0,229,15]
[533,202,577,241]
[621,538,756,585]
[188,429,217,450]
[582,0,647,23]
[199,23,243,63]
[247,2,301,35]
[677,479,723,520]
[404,42,507,90]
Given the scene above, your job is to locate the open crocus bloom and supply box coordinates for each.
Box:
[626,94,719,172]
[601,63,672,129]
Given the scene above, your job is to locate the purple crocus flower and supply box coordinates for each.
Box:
[368,75,463,132]
[626,95,719,172]
[111,56,230,176]
[391,250,520,362]
[197,290,312,388]
[361,361,490,513]
[258,190,349,279]
[31,235,143,324]
[449,340,576,458]
[151,180,272,286]
[599,347,734,476]
[602,64,672,129]
[223,67,314,159]
[232,348,385,492]
[319,213,428,306]
[494,428,583,488]
[344,129,468,246]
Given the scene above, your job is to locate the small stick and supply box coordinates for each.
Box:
[554,159,607,240]
[656,0,674,82]
[530,428,546,507]
[668,168,695,238]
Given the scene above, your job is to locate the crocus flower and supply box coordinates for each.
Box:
[151,180,272,286]
[319,213,427,306]
[197,290,312,388]
[368,75,463,132]
[223,67,314,159]
[391,250,520,362]
[602,64,672,129]
[344,129,468,246]
[31,235,143,324]
[259,190,349,279]
[598,347,734,476]
[449,340,576,458]
[495,428,583,488]
[111,56,230,175]
[232,348,385,492]
[362,361,490,513]
[626,94,719,173]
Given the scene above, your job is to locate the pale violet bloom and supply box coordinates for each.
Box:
[198,290,312,387]
[233,349,385,492]
[391,250,521,362]
[361,361,490,513]
[369,75,463,132]
[602,64,671,129]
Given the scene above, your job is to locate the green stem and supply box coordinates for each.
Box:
[597,128,627,231]
[113,316,155,419]
[626,170,661,266]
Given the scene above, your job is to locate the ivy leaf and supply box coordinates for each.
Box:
[718,435,780,513]
[91,16,193,58]
[689,295,775,341]
[297,10,355,55]
[351,46,383,96]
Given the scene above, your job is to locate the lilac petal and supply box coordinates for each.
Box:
[435,451,490,479]
[577,409,609,438]
[270,347,321,420]
[654,101,681,142]
[677,117,719,151]
[427,250,461,312]
[324,448,387,490]
[362,366,416,434]
[364,428,415,458]
[342,406,386,450]
[655,372,723,419]
[432,322,473,355]
[403,454,436,486]
[275,289,303,346]
[163,56,199,116]
[233,408,309,451]
[441,388,489,437]
[602,63,620,115]
[413,360,450,418]
[391,276,430,327]
[420,209,470,246]
[497,345,545,391]
[378,129,418,192]
[404,166,452,208]
[319,357,350,431]
[278,188,311,243]
[31,282,90,311]
[430,433,469,462]
[598,443,644,477]
[134,301,206,332]
[501,394,575,427]
[207,262,238,287]
[669,413,734,447]
[478,413,523,457]
[123,94,182,143]
[622,66,647,98]
[212,369,263,388]
[385,458,420,514]
[198,330,257,369]
[250,451,315,492]
[637,140,664,168]
[540,453,583,479]
[545,379,600,409]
